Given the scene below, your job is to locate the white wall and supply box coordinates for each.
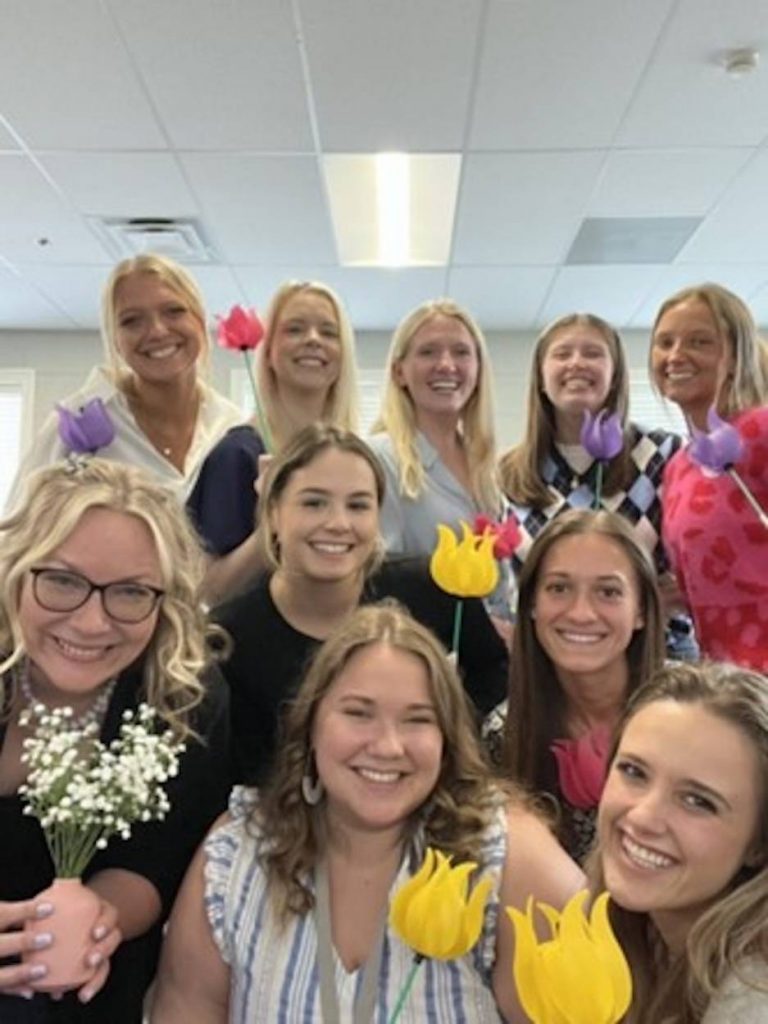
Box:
[0,327,660,451]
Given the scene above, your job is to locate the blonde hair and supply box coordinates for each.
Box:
[255,425,386,576]
[0,459,213,738]
[256,281,359,449]
[590,661,768,1022]
[100,253,210,390]
[255,602,506,920]
[371,299,501,513]
[650,283,768,418]
[499,313,633,507]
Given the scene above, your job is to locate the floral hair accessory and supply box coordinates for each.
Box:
[580,410,623,509]
[473,514,522,560]
[216,304,272,452]
[430,521,499,656]
[689,405,768,529]
[56,398,115,455]
[550,726,610,811]
[388,847,492,1022]
[507,889,632,1024]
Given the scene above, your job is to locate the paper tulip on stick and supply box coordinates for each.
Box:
[689,406,768,529]
[507,889,632,1024]
[429,521,499,656]
[56,398,115,454]
[216,304,273,452]
[580,410,623,509]
[389,847,492,1023]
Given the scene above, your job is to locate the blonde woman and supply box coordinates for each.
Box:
[188,280,359,603]
[370,298,501,557]
[7,255,242,512]
[153,604,583,1022]
[0,460,230,1023]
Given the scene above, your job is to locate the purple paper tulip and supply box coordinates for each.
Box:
[580,409,623,461]
[689,406,743,472]
[56,398,115,454]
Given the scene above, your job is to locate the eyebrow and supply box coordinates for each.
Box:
[621,752,732,810]
[297,487,375,498]
[42,560,157,585]
[338,694,436,711]
[542,571,627,581]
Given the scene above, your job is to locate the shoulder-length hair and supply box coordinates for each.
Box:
[589,661,768,1022]
[255,424,386,575]
[650,282,768,419]
[371,299,501,514]
[100,253,210,390]
[0,459,212,738]
[504,510,664,806]
[499,313,633,507]
[255,281,359,449]
[255,602,505,921]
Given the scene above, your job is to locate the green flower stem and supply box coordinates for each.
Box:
[241,350,273,454]
[387,954,425,1024]
[451,600,464,659]
[594,462,604,509]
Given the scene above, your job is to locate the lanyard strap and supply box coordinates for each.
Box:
[314,860,385,1024]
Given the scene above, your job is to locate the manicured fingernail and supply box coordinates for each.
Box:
[27,965,47,980]
[34,902,54,918]
[80,988,94,1004]
[32,932,53,949]
[87,952,102,968]
[19,989,34,1000]
[92,925,107,940]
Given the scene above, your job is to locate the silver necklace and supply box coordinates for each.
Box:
[18,660,117,732]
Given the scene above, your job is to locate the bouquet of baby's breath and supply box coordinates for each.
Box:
[19,703,185,878]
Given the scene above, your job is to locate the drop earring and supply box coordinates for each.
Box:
[301,752,324,806]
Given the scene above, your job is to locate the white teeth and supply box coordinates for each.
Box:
[356,768,400,783]
[429,381,459,391]
[312,542,351,554]
[54,637,109,662]
[622,835,675,869]
[666,372,694,381]
[559,632,602,644]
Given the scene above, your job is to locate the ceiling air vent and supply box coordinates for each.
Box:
[89,217,215,263]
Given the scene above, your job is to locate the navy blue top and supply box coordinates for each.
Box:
[186,424,267,555]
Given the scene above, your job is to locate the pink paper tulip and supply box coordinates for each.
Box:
[473,514,522,559]
[550,727,610,810]
[216,305,265,351]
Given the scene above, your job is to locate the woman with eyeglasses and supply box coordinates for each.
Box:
[0,459,231,1024]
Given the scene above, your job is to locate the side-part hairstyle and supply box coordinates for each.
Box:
[0,459,210,738]
[256,280,359,448]
[371,298,501,514]
[256,601,505,920]
[505,509,664,801]
[101,253,210,388]
[651,282,768,418]
[590,661,768,1023]
[499,313,632,507]
[255,424,386,574]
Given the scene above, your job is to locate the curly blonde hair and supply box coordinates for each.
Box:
[371,299,501,514]
[589,661,768,1022]
[256,280,359,450]
[0,459,214,738]
[255,602,506,921]
[499,313,633,507]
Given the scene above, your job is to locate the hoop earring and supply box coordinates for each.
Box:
[301,753,324,806]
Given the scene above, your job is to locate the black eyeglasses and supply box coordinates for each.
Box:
[29,568,165,624]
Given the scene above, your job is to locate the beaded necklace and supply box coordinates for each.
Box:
[17,660,118,732]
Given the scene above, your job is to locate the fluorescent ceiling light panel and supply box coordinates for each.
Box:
[324,153,461,266]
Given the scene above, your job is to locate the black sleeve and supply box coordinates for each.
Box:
[85,665,232,916]
[186,426,266,555]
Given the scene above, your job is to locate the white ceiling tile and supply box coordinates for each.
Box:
[185,266,248,322]
[0,264,77,328]
[539,265,666,328]
[618,0,768,147]
[300,0,482,150]
[630,264,768,326]
[0,0,164,148]
[108,0,313,151]
[10,265,111,328]
[38,153,200,218]
[447,267,555,329]
[589,148,752,216]
[745,282,768,328]
[675,150,768,262]
[453,152,606,264]
[0,120,19,150]
[471,0,676,149]
[180,154,336,264]
[0,156,109,263]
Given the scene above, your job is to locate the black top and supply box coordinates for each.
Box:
[214,556,509,784]
[186,424,267,555]
[0,660,232,1024]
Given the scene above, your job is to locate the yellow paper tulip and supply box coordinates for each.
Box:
[507,890,632,1024]
[390,847,493,960]
[429,522,499,598]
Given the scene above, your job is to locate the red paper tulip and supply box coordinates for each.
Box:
[216,305,265,351]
